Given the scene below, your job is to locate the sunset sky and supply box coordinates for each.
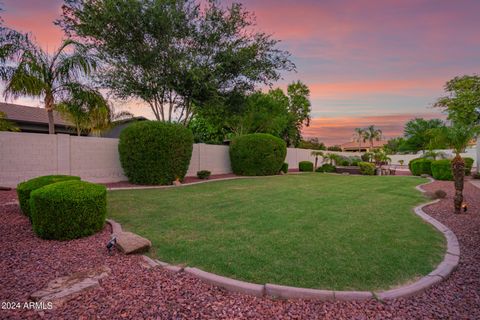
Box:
[2,0,479,144]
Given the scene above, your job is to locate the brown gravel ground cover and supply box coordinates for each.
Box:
[1,178,479,319]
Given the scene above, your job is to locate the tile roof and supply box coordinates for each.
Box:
[340,140,388,149]
[0,102,72,126]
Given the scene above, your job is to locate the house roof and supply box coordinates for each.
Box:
[0,102,72,126]
[340,140,388,149]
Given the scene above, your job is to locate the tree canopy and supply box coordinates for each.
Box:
[58,0,295,125]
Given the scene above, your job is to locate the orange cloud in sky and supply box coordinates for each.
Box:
[302,113,446,145]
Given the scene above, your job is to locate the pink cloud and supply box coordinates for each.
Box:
[302,112,447,145]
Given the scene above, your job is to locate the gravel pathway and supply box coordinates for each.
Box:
[1,179,479,319]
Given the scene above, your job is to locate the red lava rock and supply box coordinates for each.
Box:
[1,179,479,319]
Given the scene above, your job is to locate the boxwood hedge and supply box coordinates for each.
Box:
[410,159,433,176]
[30,180,107,240]
[118,121,193,185]
[431,159,453,181]
[229,133,287,176]
[299,161,314,172]
[315,163,335,173]
[17,175,80,218]
[358,162,376,175]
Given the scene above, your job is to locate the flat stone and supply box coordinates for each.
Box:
[334,291,374,301]
[265,283,334,300]
[185,267,265,297]
[376,275,442,300]
[30,266,110,307]
[116,231,151,254]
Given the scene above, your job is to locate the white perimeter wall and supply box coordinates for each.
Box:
[0,131,478,187]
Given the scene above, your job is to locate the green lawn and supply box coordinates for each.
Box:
[107,174,444,291]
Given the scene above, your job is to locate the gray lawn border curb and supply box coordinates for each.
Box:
[107,176,460,301]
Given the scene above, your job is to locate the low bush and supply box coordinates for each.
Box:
[316,164,336,173]
[119,121,194,185]
[17,175,80,218]
[299,161,314,172]
[464,157,474,176]
[338,157,350,166]
[197,170,211,179]
[410,159,432,176]
[349,156,362,166]
[434,189,447,199]
[30,180,106,240]
[408,158,422,172]
[431,159,453,181]
[281,162,289,174]
[230,133,287,176]
[358,162,376,175]
[474,172,480,179]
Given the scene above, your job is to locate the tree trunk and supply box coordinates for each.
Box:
[44,94,55,134]
[314,157,318,169]
[452,155,465,214]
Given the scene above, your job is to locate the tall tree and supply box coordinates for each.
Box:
[434,75,480,214]
[59,0,295,125]
[362,125,382,151]
[403,118,445,152]
[284,81,311,146]
[0,29,98,134]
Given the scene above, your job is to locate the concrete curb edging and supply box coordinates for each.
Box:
[107,176,460,301]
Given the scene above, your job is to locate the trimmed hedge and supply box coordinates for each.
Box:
[197,170,211,179]
[299,161,314,172]
[410,159,433,176]
[464,157,474,176]
[118,121,193,185]
[431,159,453,181]
[30,180,107,240]
[281,162,289,174]
[17,175,80,218]
[358,162,376,175]
[408,158,422,172]
[316,163,335,173]
[229,133,287,176]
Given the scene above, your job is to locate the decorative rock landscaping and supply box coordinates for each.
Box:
[1,178,479,319]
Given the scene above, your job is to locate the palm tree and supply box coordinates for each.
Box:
[436,123,480,214]
[363,125,383,151]
[0,111,19,131]
[323,153,339,165]
[0,30,97,134]
[354,127,365,152]
[311,151,324,169]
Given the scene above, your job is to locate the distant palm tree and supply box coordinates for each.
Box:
[311,150,324,169]
[354,127,365,152]
[323,153,339,165]
[0,30,98,134]
[363,125,383,151]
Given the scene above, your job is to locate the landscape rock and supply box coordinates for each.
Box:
[116,231,151,254]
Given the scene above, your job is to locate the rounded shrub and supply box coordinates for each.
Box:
[118,121,194,185]
[17,175,81,218]
[280,162,289,174]
[316,163,335,173]
[358,162,376,175]
[410,159,433,176]
[299,161,314,172]
[229,133,287,176]
[408,158,422,172]
[30,180,107,240]
[197,170,211,179]
[464,157,474,176]
[431,159,453,181]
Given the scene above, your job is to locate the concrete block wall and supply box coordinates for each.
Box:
[1,131,478,187]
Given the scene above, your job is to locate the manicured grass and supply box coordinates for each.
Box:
[108,174,444,291]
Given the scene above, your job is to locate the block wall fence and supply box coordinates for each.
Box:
[0,131,478,187]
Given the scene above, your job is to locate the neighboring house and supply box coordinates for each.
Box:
[101,117,148,138]
[0,102,74,134]
[340,140,388,152]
